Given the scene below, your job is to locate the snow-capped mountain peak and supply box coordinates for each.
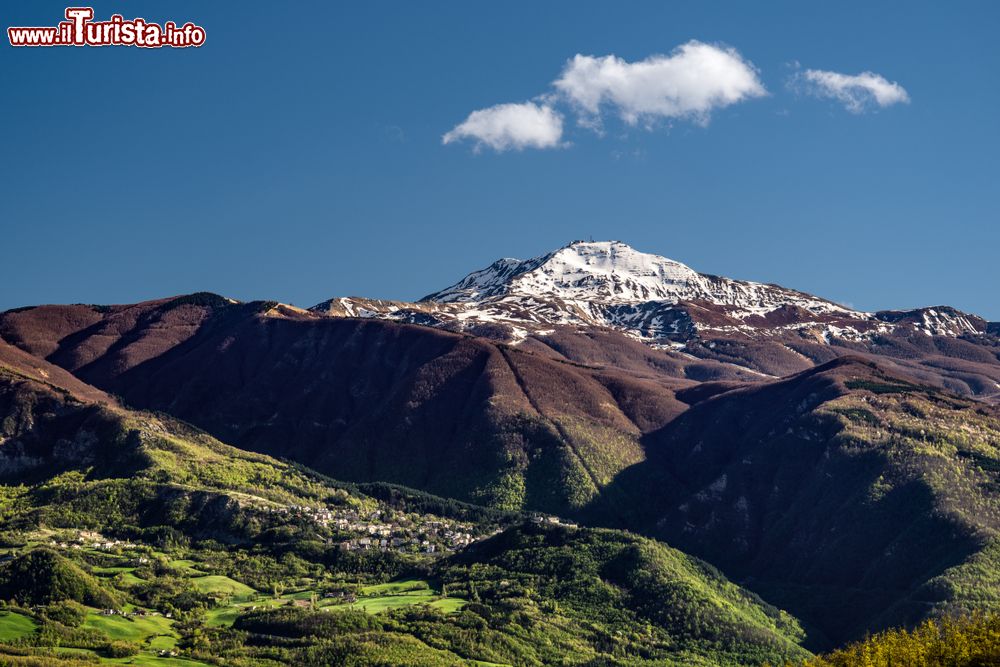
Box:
[423,240,847,314]
[313,240,987,349]
[516,240,703,303]
[425,240,707,304]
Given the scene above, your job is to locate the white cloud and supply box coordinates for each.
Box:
[552,41,767,127]
[799,69,909,113]
[442,102,564,152]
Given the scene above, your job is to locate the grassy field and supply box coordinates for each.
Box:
[0,611,36,641]
[106,657,210,667]
[430,596,466,613]
[45,646,211,666]
[345,593,466,613]
[92,565,146,587]
[203,592,296,628]
[204,606,242,628]
[84,612,176,643]
[147,635,178,650]
[346,592,442,613]
[359,578,431,595]
[117,572,146,586]
[189,575,257,601]
[167,559,206,576]
[344,578,465,614]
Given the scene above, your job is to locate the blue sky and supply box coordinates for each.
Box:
[2,1,998,318]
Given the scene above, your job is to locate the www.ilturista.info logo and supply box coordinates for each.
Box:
[8,7,205,48]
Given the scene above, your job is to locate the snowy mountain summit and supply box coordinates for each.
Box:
[312,240,987,346]
[423,241,707,304]
[424,240,847,315]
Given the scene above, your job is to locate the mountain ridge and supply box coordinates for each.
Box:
[311,240,1000,402]
[313,241,991,345]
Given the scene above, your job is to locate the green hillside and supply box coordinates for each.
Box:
[621,359,1000,646]
[0,369,811,665]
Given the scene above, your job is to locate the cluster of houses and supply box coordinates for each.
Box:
[49,530,139,553]
[267,505,483,554]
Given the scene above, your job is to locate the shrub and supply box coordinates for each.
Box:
[103,641,140,658]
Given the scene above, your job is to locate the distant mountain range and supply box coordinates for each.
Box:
[315,240,1000,402]
[317,239,989,338]
[2,240,1000,654]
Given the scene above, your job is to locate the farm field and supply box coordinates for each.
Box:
[84,612,176,643]
[0,611,36,641]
